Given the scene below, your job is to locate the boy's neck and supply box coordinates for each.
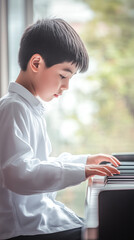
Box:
[16,71,37,96]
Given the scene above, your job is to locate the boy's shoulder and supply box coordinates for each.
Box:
[0,92,29,115]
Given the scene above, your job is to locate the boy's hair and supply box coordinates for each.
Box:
[18,18,89,72]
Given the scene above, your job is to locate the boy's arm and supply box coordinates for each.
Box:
[49,152,88,165]
[0,102,86,195]
[50,152,120,168]
[50,154,120,178]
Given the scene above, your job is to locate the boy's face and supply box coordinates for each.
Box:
[32,56,77,102]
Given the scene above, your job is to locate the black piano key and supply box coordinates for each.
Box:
[119,169,134,173]
[112,173,134,176]
[119,161,134,166]
[110,176,134,180]
[106,173,134,185]
[107,181,134,184]
[108,176,134,180]
[117,165,134,170]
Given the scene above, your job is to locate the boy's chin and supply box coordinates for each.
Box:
[40,95,56,102]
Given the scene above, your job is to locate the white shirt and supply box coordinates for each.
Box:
[0,82,87,239]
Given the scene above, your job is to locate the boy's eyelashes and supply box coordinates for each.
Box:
[60,74,66,79]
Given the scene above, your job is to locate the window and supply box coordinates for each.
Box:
[7,0,26,83]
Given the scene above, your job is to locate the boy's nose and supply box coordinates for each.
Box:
[61,79,69,90]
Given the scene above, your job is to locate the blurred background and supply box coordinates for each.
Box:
[0,0,134,217]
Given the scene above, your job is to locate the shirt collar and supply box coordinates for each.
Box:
[8,82,46,115]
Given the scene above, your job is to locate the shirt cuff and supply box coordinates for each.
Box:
[60,162,86,187]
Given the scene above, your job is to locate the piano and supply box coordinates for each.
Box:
[83,153,134,240]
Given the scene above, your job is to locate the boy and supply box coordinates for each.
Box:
[0,19,120,240]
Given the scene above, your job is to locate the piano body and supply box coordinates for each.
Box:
[83,153,134,240]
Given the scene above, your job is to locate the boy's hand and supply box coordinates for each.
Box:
[85,164,120,178]
[85,154,120,179]
[86,154,120,167]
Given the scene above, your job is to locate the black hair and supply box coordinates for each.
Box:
[18,18,89,72]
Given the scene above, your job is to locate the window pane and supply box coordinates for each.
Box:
[7,0,25,82]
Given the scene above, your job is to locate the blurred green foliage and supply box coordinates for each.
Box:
[79,0,134,154]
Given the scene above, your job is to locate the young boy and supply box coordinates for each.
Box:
[0,19,120,240]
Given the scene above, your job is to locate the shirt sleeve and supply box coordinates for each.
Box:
[49,152,88,165]
[0,101,86,195]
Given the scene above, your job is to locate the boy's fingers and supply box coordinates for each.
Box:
[103,155,121,167]
[86,165,120,178]
[86,166,107,178]
[109,157,120,166]
[104,165,120,175]
[99,165,120,175]
[90,164,120,174]
[90,165,113,176]
[112,156,121,165]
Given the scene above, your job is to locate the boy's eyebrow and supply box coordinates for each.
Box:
[62,68,76,75]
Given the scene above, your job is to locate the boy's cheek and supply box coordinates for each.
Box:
[50,81,60,91]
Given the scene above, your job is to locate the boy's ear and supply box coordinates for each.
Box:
[30,54,42,72]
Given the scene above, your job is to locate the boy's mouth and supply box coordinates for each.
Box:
[54,94,59,98]
[54,93,62,98]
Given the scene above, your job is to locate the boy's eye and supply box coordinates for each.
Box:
[60,74,66,79]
